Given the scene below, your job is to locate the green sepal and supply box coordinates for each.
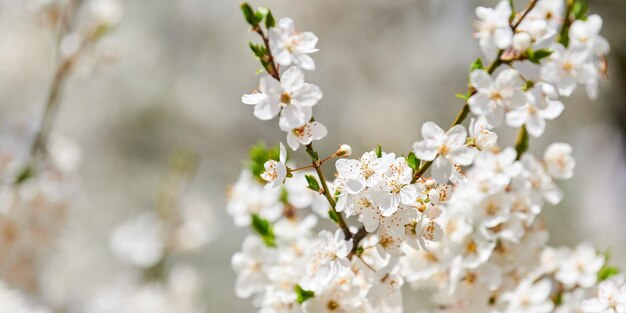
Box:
[375,144,382,158]
[295,284,315,304]
[598,266,620,281]
[525,48,553,65]
[470,58,484,72]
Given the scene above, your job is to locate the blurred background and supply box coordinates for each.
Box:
[0,0,624,311]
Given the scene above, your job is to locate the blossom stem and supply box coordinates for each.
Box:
[358,255,377,273]
[512,0,539,30]
[251,26,351,239]
[558,0,575,46]
[514,126,529,160]
[290,154,336,173]
[351,226,368,254]
[29,56,74,158]
[29,1,97,161]
[305,143,351,239]
[253,26,280,81]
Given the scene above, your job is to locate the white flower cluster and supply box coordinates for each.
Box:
[0,120,81,291]
[230,1,616,312]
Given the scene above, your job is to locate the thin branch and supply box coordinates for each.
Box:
[512,0,539,30]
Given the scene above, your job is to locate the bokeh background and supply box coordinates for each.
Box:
[0,0,625,311]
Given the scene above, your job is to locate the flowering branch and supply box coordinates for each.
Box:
[230,1,615,311]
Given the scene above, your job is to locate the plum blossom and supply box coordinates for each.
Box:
[269,17,319,70]
[412,122,475,184]
[582,275,626,313]
[305,230,353,287]
[468,68,527,126]
[474,0,513,60]
[500,278,554,313]
[543,143,575,180]
[281,120,327,151]
[505,83,564,137]
[110,212,164,268]
[261,142,288,189]
[335,151,395,188]
[555,243,604,289]
[541,43,596,98]
[231,236,273,298]
[242,66,322,129]
[469,117,497,150]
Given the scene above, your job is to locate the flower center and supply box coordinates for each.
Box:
[280,93,292,104]
[327,300,340,310]
[437,144,449,155]
[562,61,574,73]
[293,125,306,138]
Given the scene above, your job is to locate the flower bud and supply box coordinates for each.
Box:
[513,32,532,52]
[476,129,498,150]
[335,144,352,157]
[424,178,436,189]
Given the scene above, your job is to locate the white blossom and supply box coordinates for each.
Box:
[242,66,322,128]
[412,122,475,184]
[468,68,527,126]
[261,142,288,189]
[506,83,564,137]
[269,17,319,71]
[474,0,513,60]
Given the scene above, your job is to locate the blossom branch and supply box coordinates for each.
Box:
[305,144,352,239]
[245,7,353,240]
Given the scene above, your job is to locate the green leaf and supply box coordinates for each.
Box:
[328,209,340,224]
[470,58,484,72]
[525,49,553,64]
[265,10,275,28]
[240,3,259,26]
[375,144,382,158]
[305,174,320,192]
[295,284,315,304]
[251,213,276,247]
[407,152,420,171]
[598,266,620,281]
